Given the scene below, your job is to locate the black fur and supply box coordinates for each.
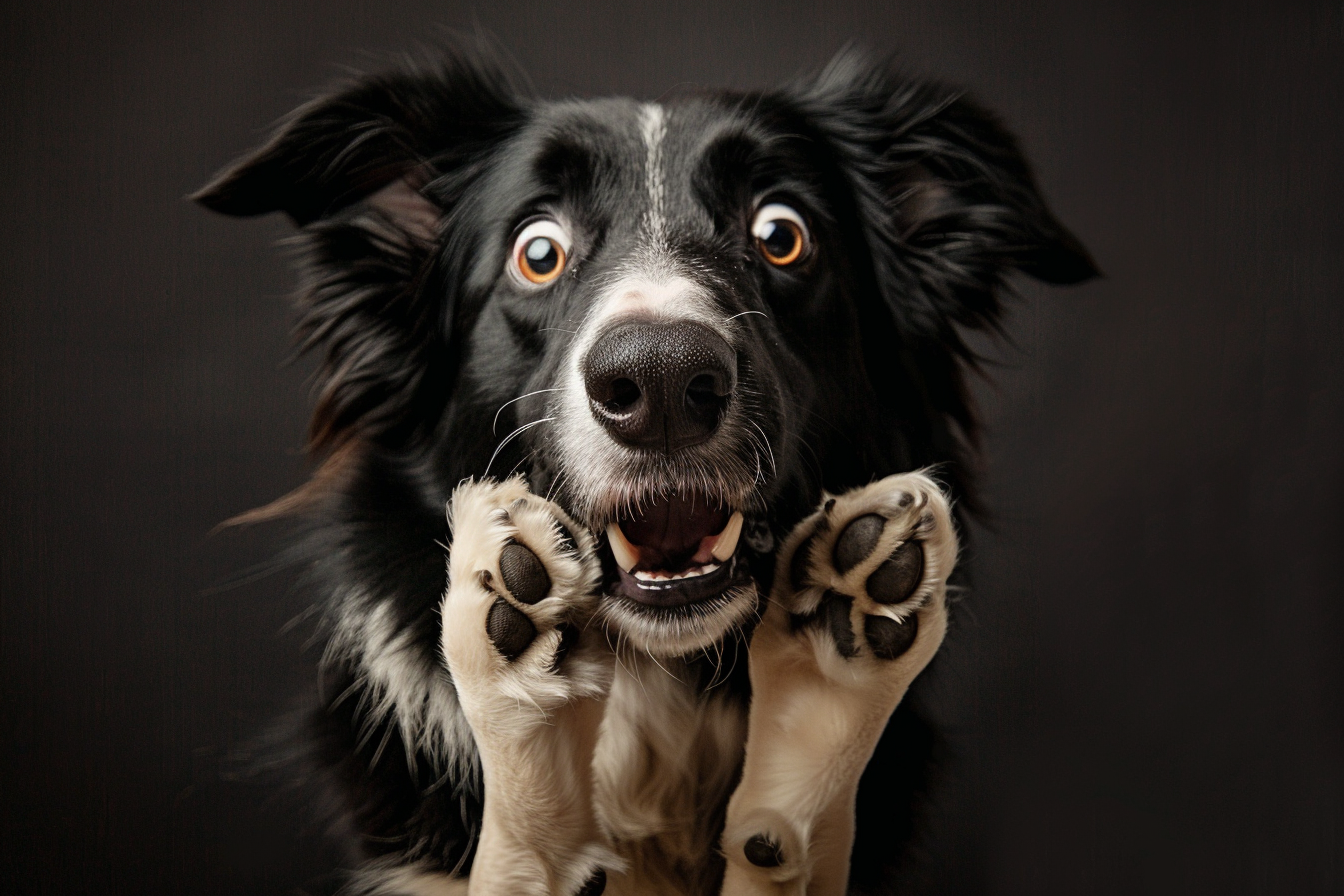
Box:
[197,39,1094,892]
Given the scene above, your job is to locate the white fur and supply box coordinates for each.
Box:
[592,654,747,894]
[639,103,668,243]
[326,595,477,779]
[593,579,758,658]
[358,863,470,896]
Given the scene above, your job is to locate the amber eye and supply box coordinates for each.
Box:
[752,203,810,266]
[510,218,572,286]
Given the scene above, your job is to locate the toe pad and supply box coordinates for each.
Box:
[833,513,885,574]
[486,597,536,660]
[500,541,551,605]
[743,834,784,868]
[864,613,919,659]
[867,541,924,605]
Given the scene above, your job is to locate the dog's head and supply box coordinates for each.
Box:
[197,45,1094,656]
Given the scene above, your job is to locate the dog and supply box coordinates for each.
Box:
[196,41,1095,895]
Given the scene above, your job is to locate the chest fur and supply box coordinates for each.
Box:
[591,656,747,894]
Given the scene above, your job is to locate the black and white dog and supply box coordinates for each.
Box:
[197,42,1094,896]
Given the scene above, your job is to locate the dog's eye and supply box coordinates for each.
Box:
[752,203,809,267]
[511,219,571,286]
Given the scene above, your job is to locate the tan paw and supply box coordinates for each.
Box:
[440,477,608,729]
[775,471,957,671]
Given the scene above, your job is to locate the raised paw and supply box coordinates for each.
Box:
[439,477,608,729]
[441,478,619,895]
[776,472,957,670]
[721,473,958,895]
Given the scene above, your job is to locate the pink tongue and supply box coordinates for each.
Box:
[619,493,730,571]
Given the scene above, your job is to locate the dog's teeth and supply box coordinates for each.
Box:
[710,511,745,562]
[607,523,640,572]
[632,563,721,583]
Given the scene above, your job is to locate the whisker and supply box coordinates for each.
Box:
[643,646,676,680]
[749,420,778,475]
[484,417,554,478]
[544,469,567,503]
[724,310,767,323]
[506,448,536,479]
[492,388,562,435]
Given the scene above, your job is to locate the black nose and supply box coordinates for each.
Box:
[582,320,737,451]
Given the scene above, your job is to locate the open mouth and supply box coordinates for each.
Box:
[602,492,746,608]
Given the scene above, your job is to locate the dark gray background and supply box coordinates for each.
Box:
[2,1,1341,893]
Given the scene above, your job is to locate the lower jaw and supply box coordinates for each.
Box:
[609,555,742,608]
[598,560,760,658]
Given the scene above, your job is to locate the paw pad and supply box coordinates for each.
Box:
[486,596,536,661]
[778,474,955,665]
[834,513,885,573]
[743,834,784,868]
[499,541,551,604]
[867,540,923,605]
[863,613,919,660]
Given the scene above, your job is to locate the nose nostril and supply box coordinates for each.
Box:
[605,377,641,413]
[685,373,726,407]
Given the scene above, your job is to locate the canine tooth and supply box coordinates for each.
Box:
[607,523,640,573]
[710,511,744,562]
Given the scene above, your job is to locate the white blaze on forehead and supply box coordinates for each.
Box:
[639,102,667,243]
[589,275,715,328]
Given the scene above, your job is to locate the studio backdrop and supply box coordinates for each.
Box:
[1,2,1341,894]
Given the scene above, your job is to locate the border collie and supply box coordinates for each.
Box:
[196,41,1095,896]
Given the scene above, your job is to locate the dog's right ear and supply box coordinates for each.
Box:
[192,50,526,236]
[194,49,528,457]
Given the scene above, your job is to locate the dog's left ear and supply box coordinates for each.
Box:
[790,51,1098,336]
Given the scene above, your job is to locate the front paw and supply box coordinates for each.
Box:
[441,479,618,896]
[774,471,957,673]
[440,477,608,730]
[721,473,958,890]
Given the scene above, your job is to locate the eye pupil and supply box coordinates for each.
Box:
[760,221,797,259]
[757,217,805,266]
[524,237,558,275]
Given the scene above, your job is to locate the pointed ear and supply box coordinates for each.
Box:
[192,47,526,233]
[887,100,1100,287]
[193,47,527,455]
[791,50,1098,335]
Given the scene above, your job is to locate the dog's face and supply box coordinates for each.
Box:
[452,96,877,653]
[197,49,1094,657]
